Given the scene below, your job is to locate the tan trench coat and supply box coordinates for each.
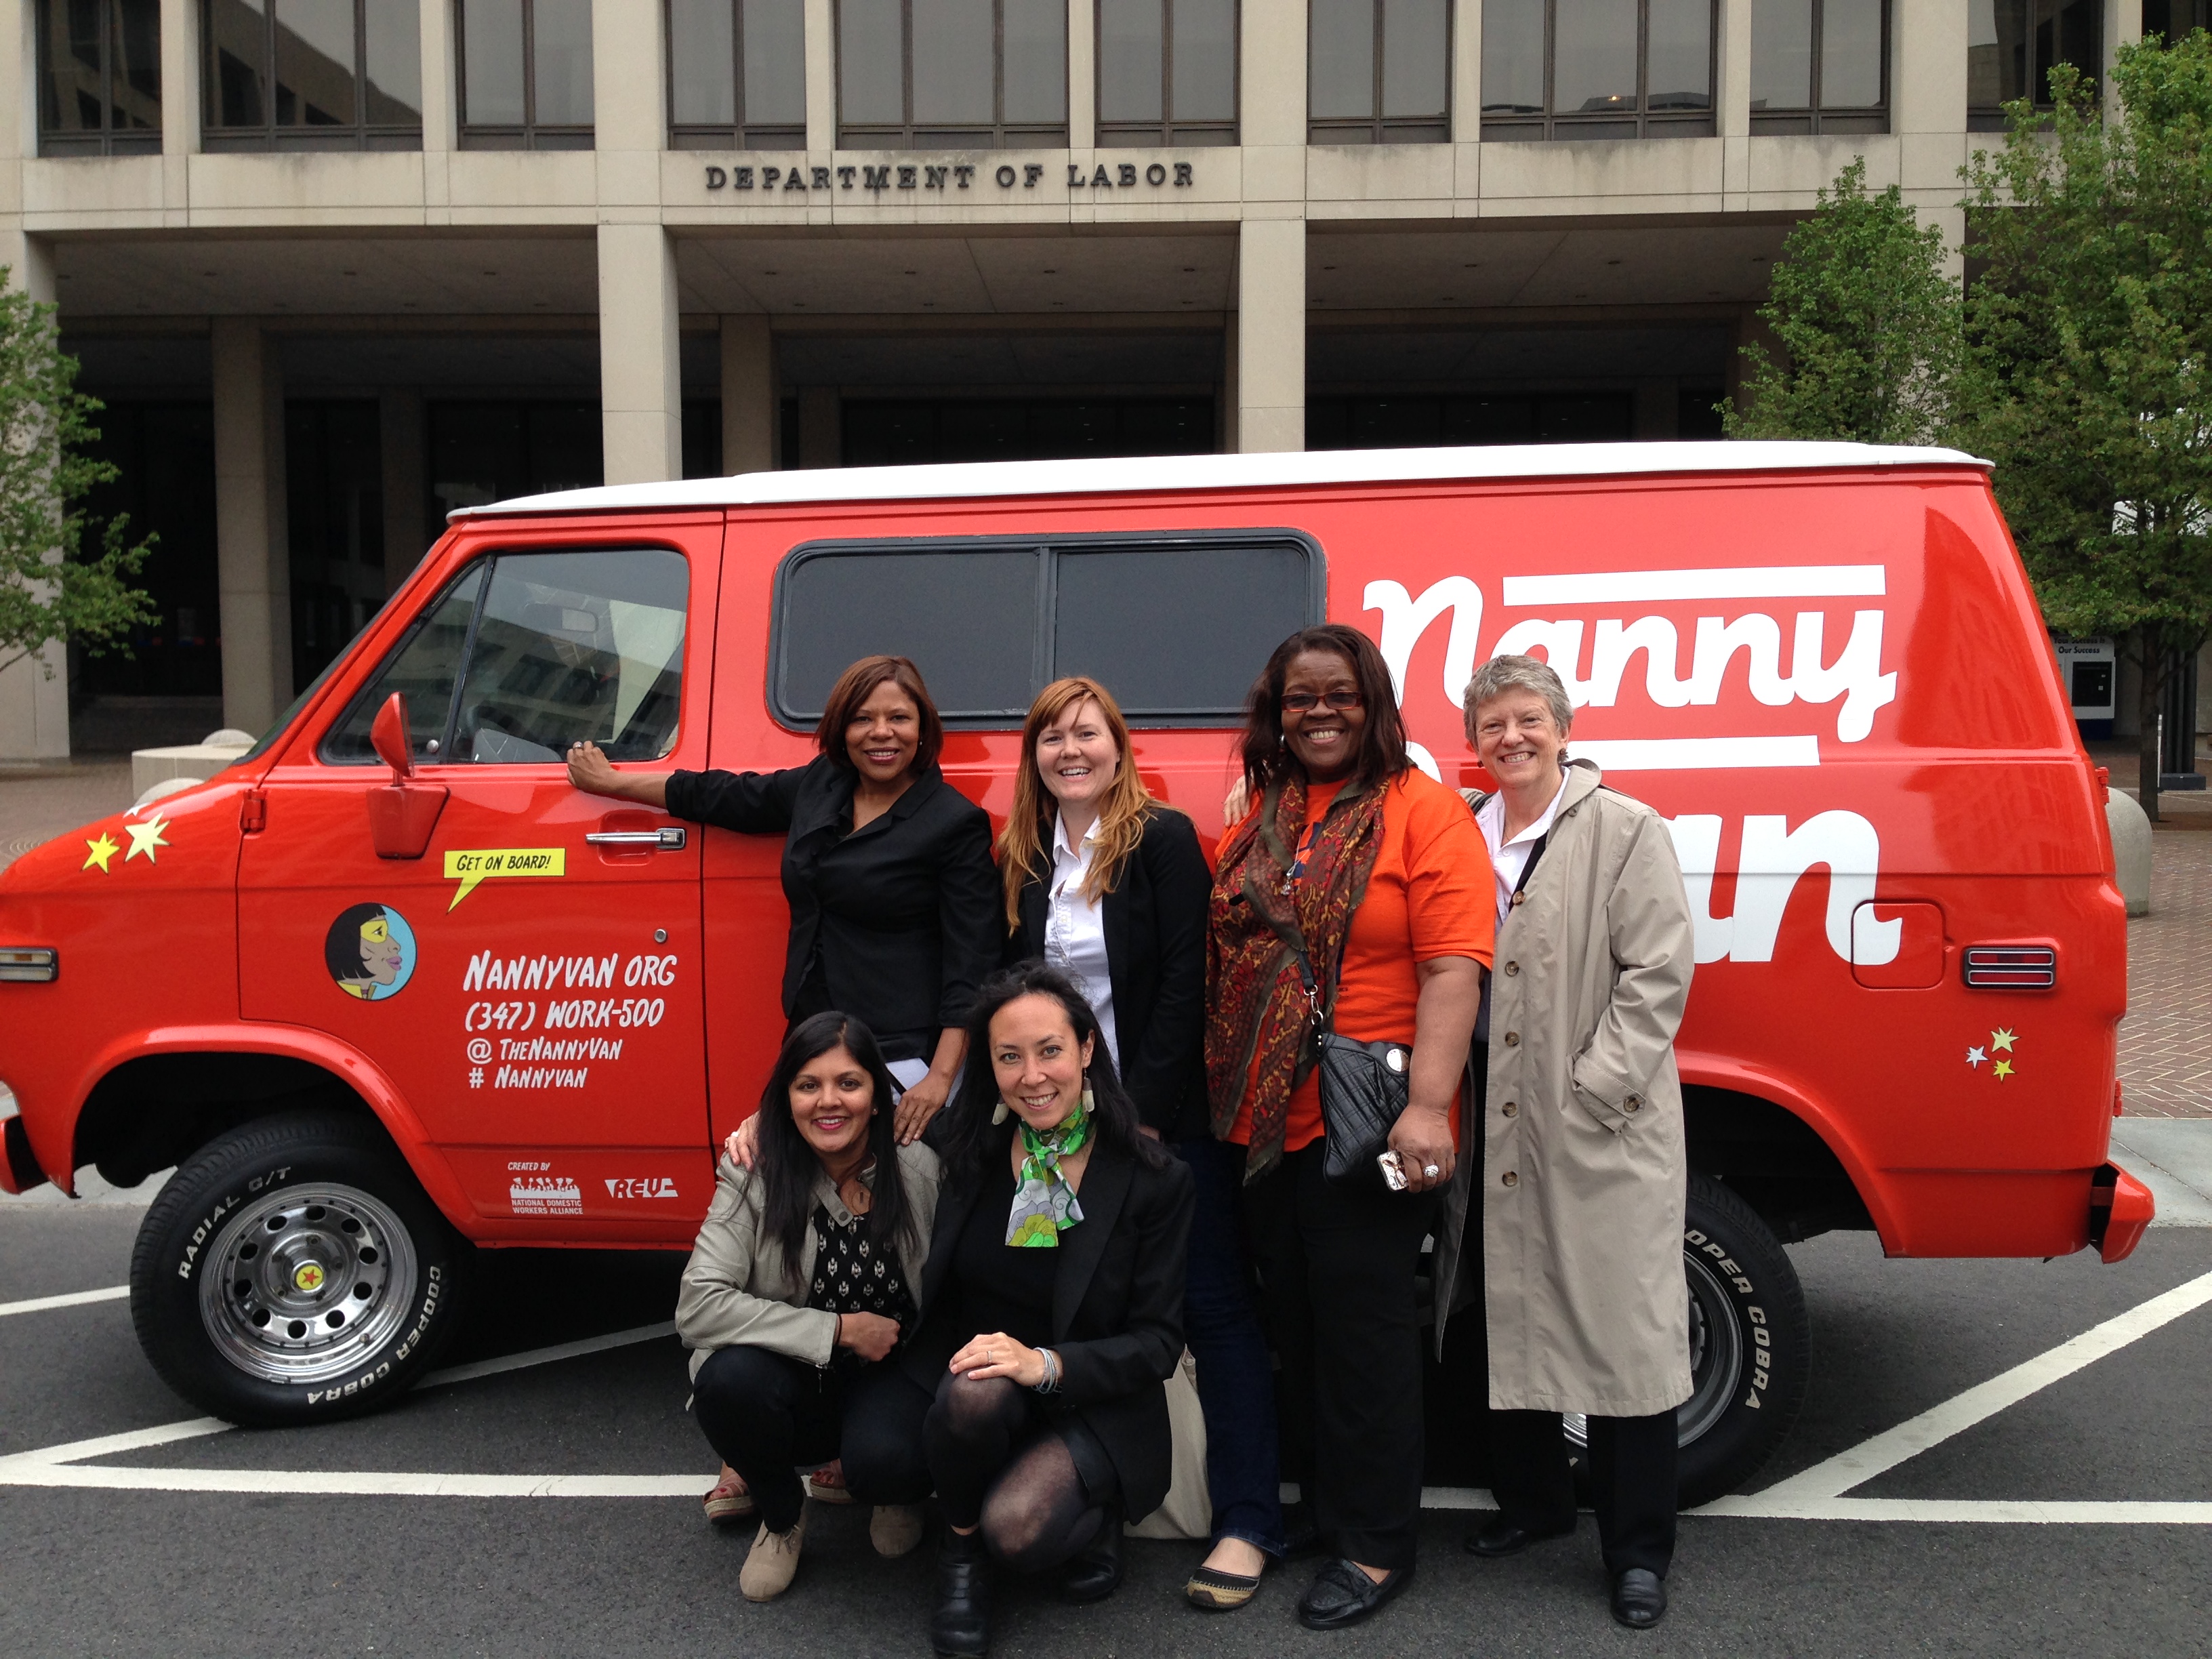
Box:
[1435,760,1697,1418]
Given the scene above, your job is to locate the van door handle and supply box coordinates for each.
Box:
[585,827,687,849]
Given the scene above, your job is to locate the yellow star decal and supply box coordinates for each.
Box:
[1992,1059,2015,1081]
[123,815,169,864]
[81,832,119,874]
[1990,1028,2017,1053]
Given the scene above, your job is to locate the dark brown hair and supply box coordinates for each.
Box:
[815,655,944,773]
[1238,623,1410,798]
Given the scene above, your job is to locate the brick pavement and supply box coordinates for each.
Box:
[2118,827,2212,1118]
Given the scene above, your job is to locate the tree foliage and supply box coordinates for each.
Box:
[1725,157,1961,445]
[1959,35,2212,814]
[0,274,156,682]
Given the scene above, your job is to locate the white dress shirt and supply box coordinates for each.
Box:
[1475,772,1572,925]
[1044,812,1120,1068]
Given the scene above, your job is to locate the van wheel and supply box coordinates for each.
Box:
[129,1109,469,1426]
[1565,1172,1809,1507]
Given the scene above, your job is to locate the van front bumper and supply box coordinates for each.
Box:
[2088,1161,2156,1263]
[2,1113,48,1195]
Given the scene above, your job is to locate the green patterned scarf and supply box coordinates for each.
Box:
[1005,1109,1092,1248]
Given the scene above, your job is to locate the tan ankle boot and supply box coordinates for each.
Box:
[739,1511,807,1601]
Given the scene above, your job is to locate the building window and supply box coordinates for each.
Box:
[36,0,163,157]
[1308,0,1450,144]
[1481,0,1716,140]
[1968,0,2102,130]
[2144,1,2209,42]
[201,0,422,151]
[1749,0,1885,134]
[668,0,806,149]
[837,0,1067,147]
[1097,0,1237,146]
[459,0,594,150]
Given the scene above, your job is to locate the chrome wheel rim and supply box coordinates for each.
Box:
[196,1183,417,1385]
[1563,1251,1744,1452]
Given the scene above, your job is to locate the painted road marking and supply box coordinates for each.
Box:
[0,1284,128,1318]
[417,1322,676,1389]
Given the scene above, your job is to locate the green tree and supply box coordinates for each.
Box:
[0,272,156,684]
[1959,35,2212,819]
[1725,157,1961,445]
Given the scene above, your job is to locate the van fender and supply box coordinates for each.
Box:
[1673,1049,1903,1248]
[55,1023,472,1229]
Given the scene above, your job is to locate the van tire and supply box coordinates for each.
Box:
[1563,1172,1810,1507]
[129,1109,469,1426]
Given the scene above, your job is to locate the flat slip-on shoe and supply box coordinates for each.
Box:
[1184,1564,1262,1612]
[1296,1558,1412,1630]
[1612,1568,1668,1629]
[1463,1519,1575,1558]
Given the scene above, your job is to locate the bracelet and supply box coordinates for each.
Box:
[1033,1348,1061,1394]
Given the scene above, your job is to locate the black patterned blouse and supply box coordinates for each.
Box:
[804,1204,918,1334]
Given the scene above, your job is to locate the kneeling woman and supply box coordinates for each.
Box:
[907,963,1194,1658]
[677,1013,941,1602]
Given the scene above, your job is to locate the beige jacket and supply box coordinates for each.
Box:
[1436,760,1697,1418]
[676,1140,941,1382]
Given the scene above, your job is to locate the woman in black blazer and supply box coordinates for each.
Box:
[569,653,999,1141]
[903,962,1192,1659]
[998,677,1286,1611]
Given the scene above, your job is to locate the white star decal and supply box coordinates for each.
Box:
[1966,1046,1987,1068]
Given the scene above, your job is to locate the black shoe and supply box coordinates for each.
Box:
[1059,1510,1124,1603]
[1611,1568,1667,1629]
[1279,1499,1324,1559]
[931,1528,993,1657]
[1296,1557,1413,1631]
[1463,1518,1576,1558]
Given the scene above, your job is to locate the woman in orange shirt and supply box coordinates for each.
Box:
[1204,623,1491,1631]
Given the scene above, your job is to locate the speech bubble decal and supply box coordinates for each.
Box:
[444,847,567,910]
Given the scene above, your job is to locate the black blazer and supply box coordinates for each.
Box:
[1007,805,1212,1141]
[903,1136,1195,1521]
[665,756,1000,1062]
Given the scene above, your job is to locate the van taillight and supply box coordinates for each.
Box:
[1963,946,2057,989]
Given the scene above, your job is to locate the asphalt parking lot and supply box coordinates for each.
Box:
[3,1193,2210,1659]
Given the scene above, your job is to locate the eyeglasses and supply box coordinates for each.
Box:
[1280,690,1364,714]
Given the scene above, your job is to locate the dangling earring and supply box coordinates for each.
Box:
[1080,1076,1096,1118]
[991,1099,1010,1126]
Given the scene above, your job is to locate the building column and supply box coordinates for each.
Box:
[1067,0,1097,148]
[720,316,775,474]
[159,0,199,213]
[420,0,457,152]
[2108,0,2141,119]
[380,388,428,594]
[597,224,684,485]
[804,0,837,151]
[1893,0,1969,277]
[212,319,292,735]
[0,234,70,760]
[1450,0,1483,143]
[1235,218,1305,453]
[798,386,840,468]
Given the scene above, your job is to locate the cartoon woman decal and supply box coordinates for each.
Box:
[325,903,417,1001]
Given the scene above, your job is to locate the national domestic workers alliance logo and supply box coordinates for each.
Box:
[325,903,417,1001]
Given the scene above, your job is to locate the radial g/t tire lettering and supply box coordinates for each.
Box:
[129,1109,470,1426]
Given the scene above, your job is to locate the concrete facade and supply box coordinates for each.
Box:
[0,0,2150,752]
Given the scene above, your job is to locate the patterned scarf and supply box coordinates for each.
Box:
[1005,1109,1092,1248]
[1205,774,1388,1181]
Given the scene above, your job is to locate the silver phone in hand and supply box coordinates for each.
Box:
[1377,1149,1409,1191]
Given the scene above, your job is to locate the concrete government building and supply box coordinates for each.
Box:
[0,0,2187,758]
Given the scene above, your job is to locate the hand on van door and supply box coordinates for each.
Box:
[566,740,670,810]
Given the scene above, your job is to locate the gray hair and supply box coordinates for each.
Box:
[1462,653,1575,741]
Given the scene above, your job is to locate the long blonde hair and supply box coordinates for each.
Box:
[999,678,1156,931]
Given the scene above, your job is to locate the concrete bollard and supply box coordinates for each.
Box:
[2107,787,2152,917]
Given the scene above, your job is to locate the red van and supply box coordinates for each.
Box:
[0,442,2152,1501]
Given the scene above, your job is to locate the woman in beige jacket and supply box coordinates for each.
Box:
[677,1011,943,1603]
[1434,654,1696,1633]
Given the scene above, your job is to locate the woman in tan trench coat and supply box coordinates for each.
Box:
[1433,653,1696,1632]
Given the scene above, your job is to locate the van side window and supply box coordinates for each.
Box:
[772,533,1320,726]
[319,549,689,765]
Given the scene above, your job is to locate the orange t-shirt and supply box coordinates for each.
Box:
[1224,767,1496,1153]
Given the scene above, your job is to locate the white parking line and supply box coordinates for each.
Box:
[417,1322,676,1389]
[0,1284,129,1318]
[1695,1497,2212,1523]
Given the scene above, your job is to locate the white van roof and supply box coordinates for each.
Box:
[450,440,1991,520]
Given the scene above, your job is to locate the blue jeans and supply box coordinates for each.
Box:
[1175,1136,1286,1555]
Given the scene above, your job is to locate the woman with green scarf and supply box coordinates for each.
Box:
[900,961,1194,1658]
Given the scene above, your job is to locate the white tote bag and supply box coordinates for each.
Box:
[1126,1349,1212,1540]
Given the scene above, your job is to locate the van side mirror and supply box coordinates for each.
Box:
[365,692,449,859]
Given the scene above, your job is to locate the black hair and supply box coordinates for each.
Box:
[934,961,1172,1191]
[1237,623,1410,800]
[325,903,389,983]
[753,1011,916,1268]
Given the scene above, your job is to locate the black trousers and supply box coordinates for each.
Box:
[1462,1048,1677,1578]
[1244,1140,1439,1572]
[691,1345,933,1532]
